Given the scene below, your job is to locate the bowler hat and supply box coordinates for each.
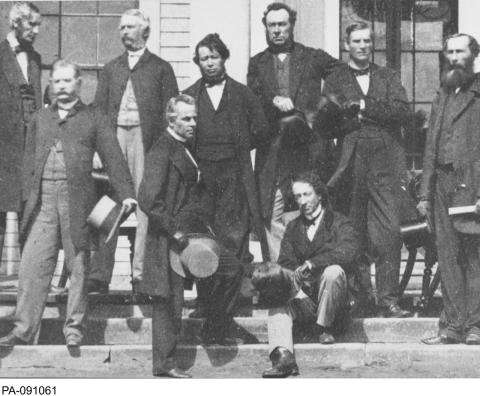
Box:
[169,233,220,279]
[251,261,293,307]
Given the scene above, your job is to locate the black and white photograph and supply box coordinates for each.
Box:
[0,0,477,391]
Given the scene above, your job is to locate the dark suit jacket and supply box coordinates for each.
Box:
[94,49,178,151]
[420,74,480,203]
[0,39,41,212]
[278,208,360,275]
[137,131,206,297]
[324,63,410,190]
[21,102,135,250]
[183,76,271,259]
[247,42,340,221]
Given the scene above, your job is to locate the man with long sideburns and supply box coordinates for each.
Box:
[0,2,42,281]
[0,60,135,347]
[88,8,178,294]
[419,34,480,345]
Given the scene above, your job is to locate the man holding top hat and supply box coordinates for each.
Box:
[138,94,245,378]
[0,59,136,347]
[418,33,480,345]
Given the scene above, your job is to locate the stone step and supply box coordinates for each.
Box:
[0,316,440,345]
[1,343,480,378]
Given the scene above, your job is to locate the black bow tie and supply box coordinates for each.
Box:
[349,66,370,77]
[303,216,318,227]
[13,43,32,54]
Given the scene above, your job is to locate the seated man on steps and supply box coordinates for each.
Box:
[258,170,360,378]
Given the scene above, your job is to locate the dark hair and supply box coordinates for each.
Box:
[292,170,329,204]
[345,21,372,42]
[443,33,480,58]
[262,2,297,27]
[193,33,230,65]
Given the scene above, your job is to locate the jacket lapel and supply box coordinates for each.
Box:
[168,134,197,182]
[0,40,27,87]
[259,51,278,97]
[289,44,308,100]
[131,48,152,72]
[451,89,476,122]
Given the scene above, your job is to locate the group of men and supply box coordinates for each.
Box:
[0,0,478,379]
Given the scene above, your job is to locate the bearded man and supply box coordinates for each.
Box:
[418,33,480,345]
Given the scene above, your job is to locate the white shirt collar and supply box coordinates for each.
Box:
[167,127,187,143]
[127,46,146,58]
[7,31,20,49]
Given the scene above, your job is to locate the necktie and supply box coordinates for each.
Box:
[13,43,31,54]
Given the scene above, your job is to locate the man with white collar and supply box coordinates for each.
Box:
[88,8,178,294]
[262,170,360,378]
[323,21,412,318]
[0,2,42,279]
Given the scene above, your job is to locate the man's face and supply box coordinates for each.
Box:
[119,15,146,51]
[170,102,197,141]
[445,36,474,71]
[345,28,373,64]
[197,46,226,80]
[265,9,292,47]
[50,66,80,104]
[292,181,321,218]
[14,12,41,44]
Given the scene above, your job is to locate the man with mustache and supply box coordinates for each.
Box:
[0,2,42,282]
[0,59,136,347]
[87,9,178,294]
[322,22,412,318]
[418,34,480,345]
[248,2,340,262]
[183,33,270,344]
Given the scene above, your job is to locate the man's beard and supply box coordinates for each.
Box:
[201,67,226,85]
[266,32,294,54]
[441,62,475,91]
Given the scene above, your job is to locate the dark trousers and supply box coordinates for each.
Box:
[0,211,6,269]
[152,273,184,374]
[196,157,248,336]
[434,167,480,334]
[348,137,402,307]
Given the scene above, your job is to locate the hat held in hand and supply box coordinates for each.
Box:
[169,233,220,279]
[87,195,128,243]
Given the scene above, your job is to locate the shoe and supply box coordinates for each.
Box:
[421,335,462,345]
[318,331,335,344]
[0,332,28,347]
[262,346,299,378]
[154,368,192,378]
[66,335,81,347]
[379,304,412,318]
[465,332,480,345]
[87,279,109,294]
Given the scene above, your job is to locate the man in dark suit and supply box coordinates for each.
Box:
[137,94,199,378]
[262,170,360,378]
[0,2,42,277]
[0,60,136,347]
[418,34,480,345]
[183,34,270,343]
[247,2,340,261]
[88,8,179,294]
[323,22,412,317]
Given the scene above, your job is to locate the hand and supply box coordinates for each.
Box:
[173,231,189,251]
[122,198,137,214]
[417,200,431,217]
[293,262,312,286]
[273,96,295,112]
[92,152,103,170]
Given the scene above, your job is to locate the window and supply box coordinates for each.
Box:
[0,1,138,103]
[340,0,458,169]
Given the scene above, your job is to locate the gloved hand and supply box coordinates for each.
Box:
[293,261,312,287]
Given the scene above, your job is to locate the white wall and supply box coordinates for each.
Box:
[190,0,250,84]
[458,0,480,71]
